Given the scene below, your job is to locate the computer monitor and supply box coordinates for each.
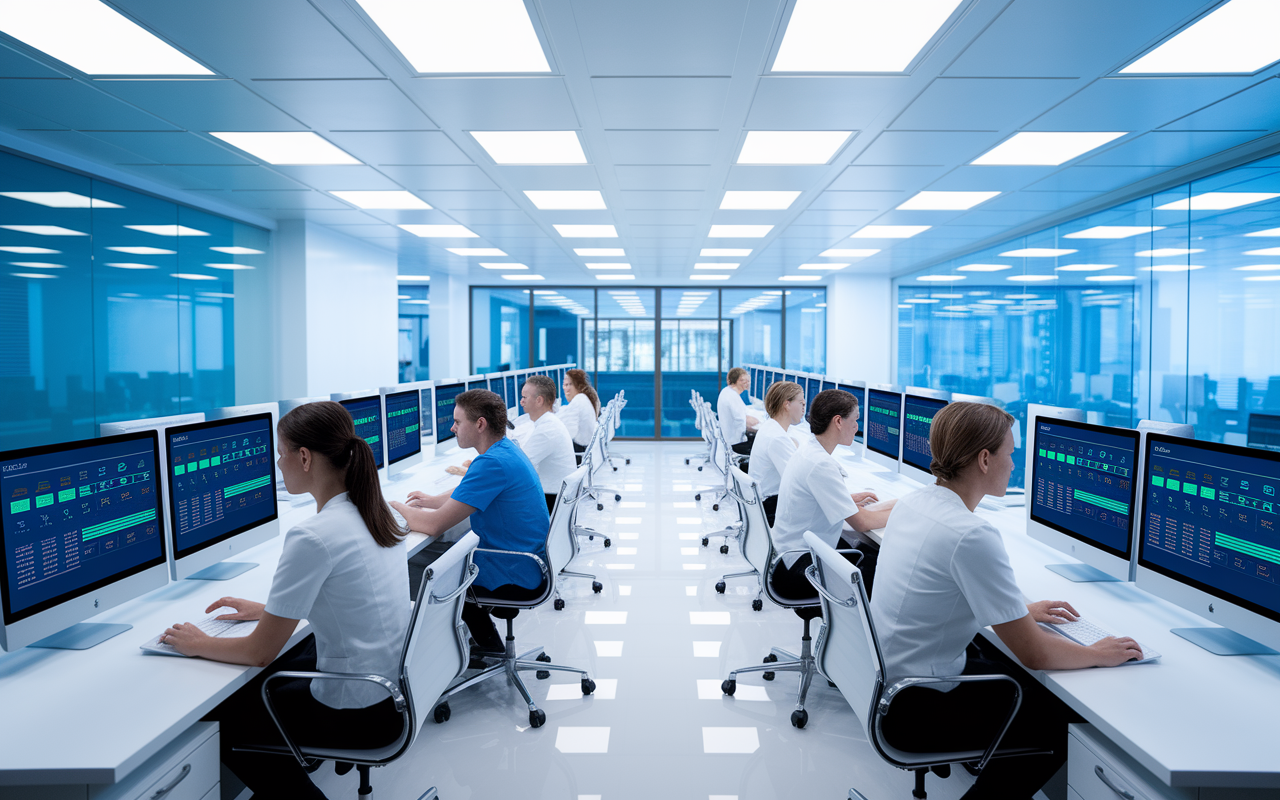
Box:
[0,431,168,651]
[465,374,487,392]
[331,392,385,472]
[1137,434,1280,656]
[165,414,280,581]
[100,413,206,521]
[1247,413,1280,453]
[865,386,903,472]
[485,371,507,401]
[380,384,424,478]
[503,374,518,410]
[901,389,952,484]
[433,381,466,447]
[417,382,434,441]
[278,396,328,419]
[206,402,279,433]
[835,381,866,444]
[1027,417,1141,582]
[804,377,823,417]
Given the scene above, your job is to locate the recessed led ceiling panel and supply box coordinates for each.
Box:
[354,0,551,73]
[971,132,1126,166]
[1121,0,1280,75]
[472,131,587,164]
[772,0,964,72]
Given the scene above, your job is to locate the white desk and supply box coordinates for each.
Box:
[830,454,1280,791]
[0,443,474,790]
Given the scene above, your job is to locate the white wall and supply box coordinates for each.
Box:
[826,272,892,385]
[429,272,471,379]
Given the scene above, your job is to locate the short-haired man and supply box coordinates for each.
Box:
[392,389,548,657]
[718,367,760,455]
[514,375,578,514]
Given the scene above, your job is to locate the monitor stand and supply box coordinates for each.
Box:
[30,622,132,650]
[187,561,258,580]
[1045,563,1121,582]
[1171,627,1280,656]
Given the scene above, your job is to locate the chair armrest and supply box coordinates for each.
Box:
[426,562,479,605]
[474,547,550,577]
[878,673,1023,773]
[260,671,407,768]
[803,564,858,608]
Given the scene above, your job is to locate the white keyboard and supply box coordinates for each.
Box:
[389,504,407,529]
[1045,618,1161,663]
[140,610,259,657]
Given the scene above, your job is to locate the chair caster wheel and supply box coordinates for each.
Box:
[597,503,604,511]
[537,652,551,663]
[712,503,719,511]
[791,709,808,729]
[752,599,763,611]
[697,466,703,471]
[582,678,596,695]
[529,709,546,728]
[614,494,621,502]
[721,679,735,696]
[537,670,550,680]
[695,493,701,501]
[592,581,603,593]
[612,466,618,472]
[603,538,611,547]
[715,581,726,594]
[685,458,690,465]
[719,544,729,555]
[625,459,631,465]
[433,703,451,724]
[701,537,709,547]
[763,653,777,681]
[763,671,775,681]
[554,598,565,611]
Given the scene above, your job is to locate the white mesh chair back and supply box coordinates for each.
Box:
[547,465,589,575]
[401,532,480,749]
[728,466,773,579]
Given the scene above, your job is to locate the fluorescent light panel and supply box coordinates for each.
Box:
[820,248,879,257]
[586,263,631,270]
[479,262,528,270]
[709,225,773,238]
[471,131,586,165]
[330,190,431,210]
[737,131,851,165]
[448,247,507,256]
[701,248,751,256]
[1121,0,1280,74]
[210,132,358,165]
[779,275,822,282]
[1136,248,1203,257]
[107,246,174,255]
[897,191,999,211]
[554,224,617,238]
[0,191,121,208]
[917,275,966,282]
[1,225,86,236]
[1245,228,1280,237]
[1000,248,1076,257]
[501,274,545,281]
[0,0,212,75]
[1055,264,1116,271]
[203,263,254,271]
[956,263,1011,272]
[524,190,606,210]
[851,225,929,238]
[596,275,635,281]
[397,275,432,281]
[690,275,730,281]
[210,246,264,255]
[576,248,625,256]
[719,191,801,210]
[1155,192,1280,211]
[773,0,964,72]
[972,132,1126,166]
[353,0,550,73]
[798,263,847,270]
[694,263,739,270]
[1006,275,1059,282]
[0,246,58,254]
[400,224,478,238]
[1246,247,1280,256]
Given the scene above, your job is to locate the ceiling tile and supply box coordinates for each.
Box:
[623,209,701,225]
[0,102,63,129]
[891,78,1080,131]
[1025,165,1169,192]
[602,130,719,164]
[0,45,66,78]
[615,165,711,190]
[99,79,301,131]
[592,78,730,129]
[496,166,601,191]
[274,208,374,223]
[829,165,949,191]
[625,224,698,237]
[79,131,253,164]
[171,165,307,190]
[325,131,471,165]
[871,209,968,226]
[746,77,916,130]
[807,191,905,209]
[982,190,1100,211]
[1081,130,1265,167]
[446,209,533,225]
[723,166,828,190]
[1162,78,1280,133]
[619,191,705,210]
[570,0,746,76]
[402,78,579,130]
[228,190,348,210]
[791,209,879,227]
[271,165,402,190]
[0,79,176,130]
[250,80,435,130]
[116,164,222,190]
[1028,77,1260,132]
[854,131,1002,166]
[11,130,157,165]
[359,209,459,225]
[376,165,499,191]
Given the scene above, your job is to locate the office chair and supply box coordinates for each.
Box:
[236,532,480,799]
[434,502,596,728]
[803,532,1048,800]
[712,466,768,611]
[549,465,604,609]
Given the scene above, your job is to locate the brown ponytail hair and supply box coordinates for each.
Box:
[566,368,601,418]
[928,402,1015,483]
[278,401,403,548]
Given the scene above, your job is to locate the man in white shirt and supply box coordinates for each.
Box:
[717,367,759,452]
[513,375,577,513]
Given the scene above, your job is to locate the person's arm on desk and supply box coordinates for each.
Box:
[846,498,896,532]
[390,497,476,538]
[992,612,1142,670]
[404,486,455,509]
[160,598,299,667]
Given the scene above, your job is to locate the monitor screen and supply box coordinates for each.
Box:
[1248,413,1280,453]
[384,389,422,466]
[1030,418,1139,559]
[866,389,902,461]
[434,383,465,443]
[902,395,949,473]
[1140,435,1280,624]
[1,432,165,622]
[504,375,517,407]
[805,378,822,416]
[338,396,384,470]
[836,384,865,439]
[166,415,278,560]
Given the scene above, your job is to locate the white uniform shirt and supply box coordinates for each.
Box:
[265,493,410,709]
[557,392,598,447]
[717,385,749,444]
[772,438,860,568]
[748,417,800,498]
[870,484,1028,689]
[511,411,577,493]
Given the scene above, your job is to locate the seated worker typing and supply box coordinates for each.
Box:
[159,401,410,800]
[770,389,894,599]
[748,380,806,526]
[871,402,1142,800]
[718,367,760,455]
[559,368,601,455]
[391,389,549,660]
[512,375,577,514]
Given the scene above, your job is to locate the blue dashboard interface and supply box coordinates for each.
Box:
[435,383,465,443]
[1,433,165,620]
[167,415,278,559]
[903,395,949,472]
[866,390,902,460]
[338,396,384,470]
[805,378,822,415]
[836,384,865,440]
[1141,436,1280,621]
[1030,419,1138,558]
[384,390,422,465]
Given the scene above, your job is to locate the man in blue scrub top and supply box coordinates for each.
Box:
[393,389,550,654]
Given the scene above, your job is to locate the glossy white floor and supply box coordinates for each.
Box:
[306,442,981,800]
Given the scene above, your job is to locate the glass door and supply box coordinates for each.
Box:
[659,289,721,437]
[591,289,657,437]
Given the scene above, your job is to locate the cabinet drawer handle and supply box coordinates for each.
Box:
[150,764,191,799]
[1095,765,1135,800]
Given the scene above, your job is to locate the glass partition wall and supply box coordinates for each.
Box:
[472,286,827,438]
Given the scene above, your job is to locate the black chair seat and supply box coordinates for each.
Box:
[793,604,823,621]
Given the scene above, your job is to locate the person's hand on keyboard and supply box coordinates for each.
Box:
[1090,636,1144,665]
[852,491,880,506]
[1028,599,1080,625]
[206,597,264,621]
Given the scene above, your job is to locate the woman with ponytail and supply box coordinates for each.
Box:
[559,368,601,452]
[160,401,410,800]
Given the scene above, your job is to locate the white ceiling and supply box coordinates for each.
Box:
[0,0,1278,286]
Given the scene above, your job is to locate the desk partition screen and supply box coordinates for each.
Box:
[865,388,903,470]
[1138,434,1280,653]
